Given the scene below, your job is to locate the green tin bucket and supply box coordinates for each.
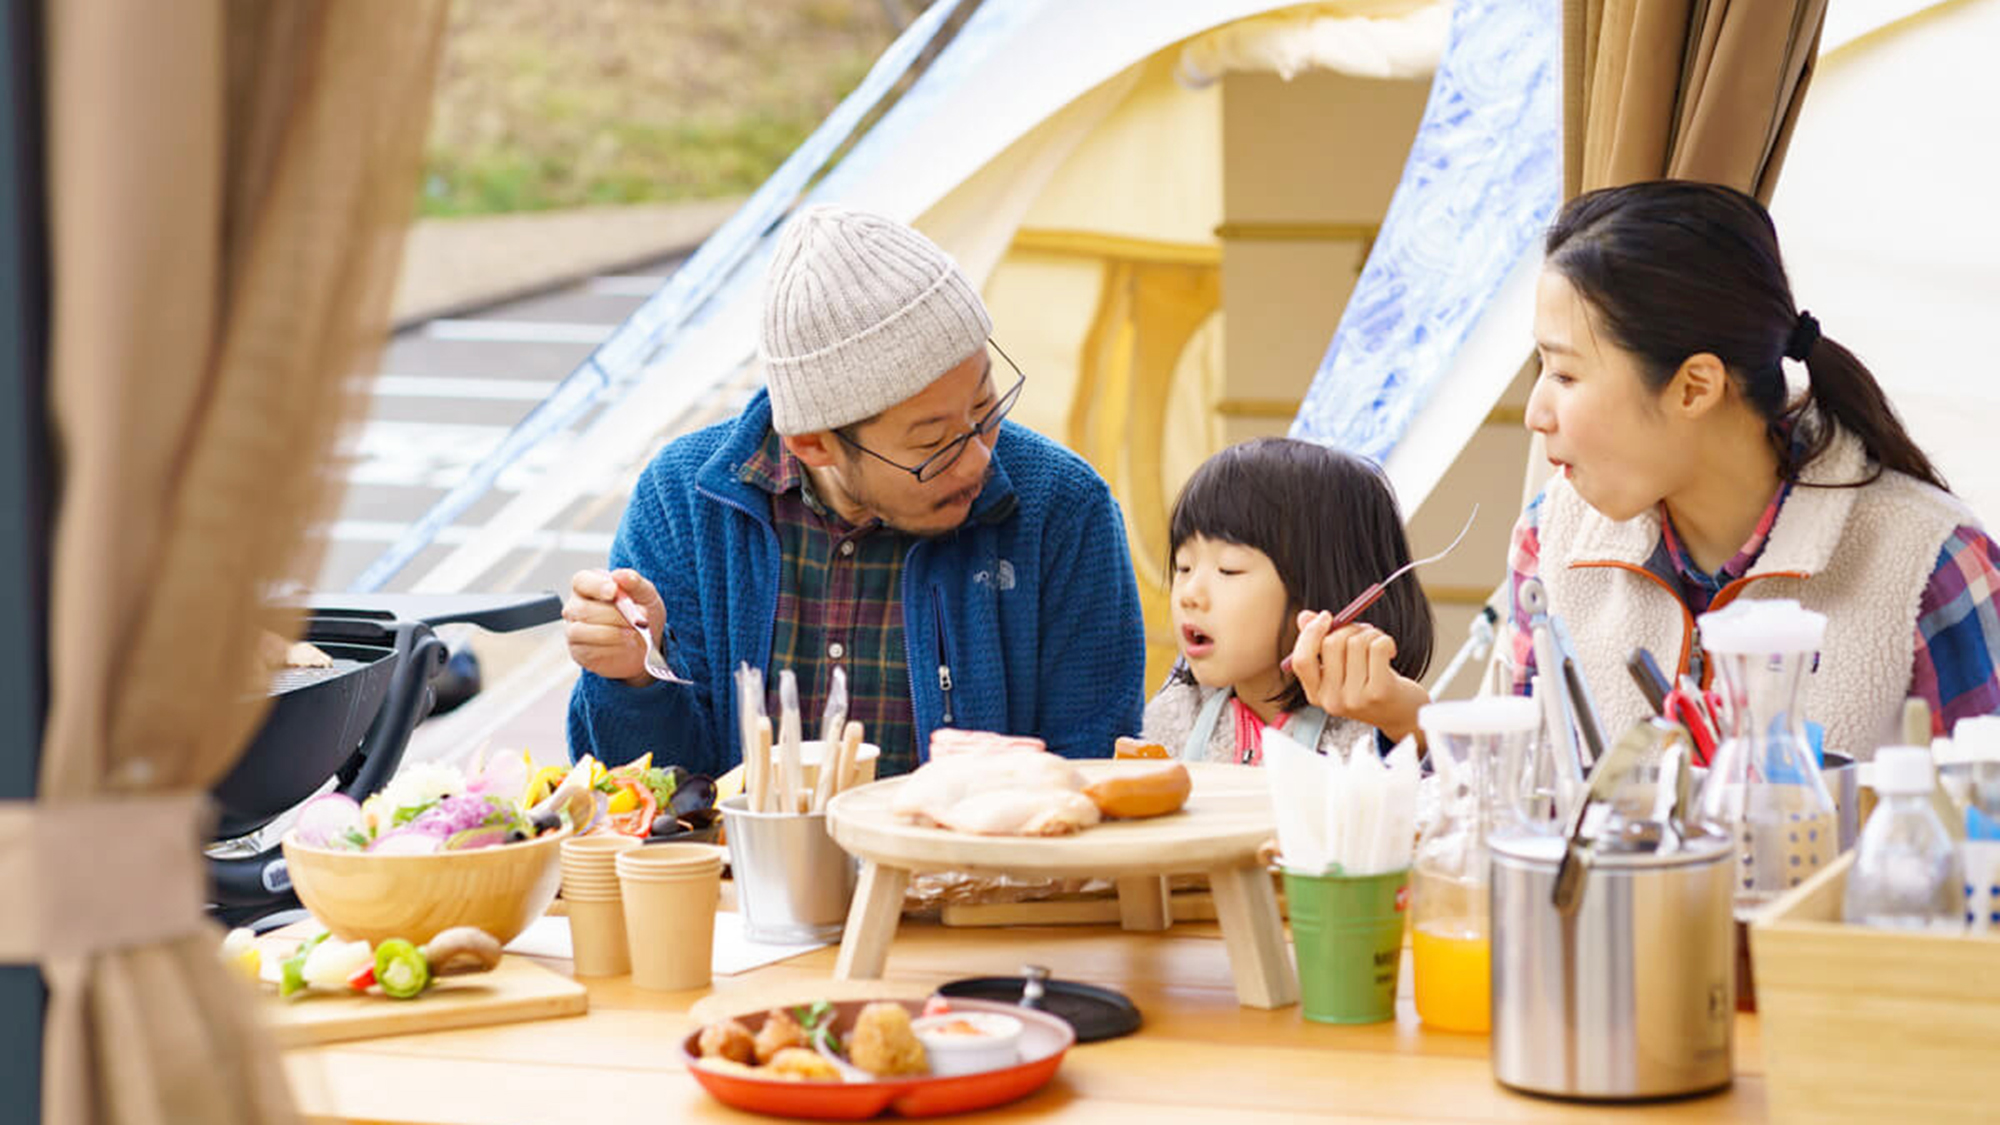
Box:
[1283,867,1410,1024]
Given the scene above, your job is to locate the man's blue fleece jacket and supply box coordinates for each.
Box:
[566,390,1146,774]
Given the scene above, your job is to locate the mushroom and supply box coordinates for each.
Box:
[419,927,503,976]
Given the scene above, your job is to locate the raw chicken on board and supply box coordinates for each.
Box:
[891,735,1101,836]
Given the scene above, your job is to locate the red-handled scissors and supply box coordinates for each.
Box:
[1664,686,1718,767]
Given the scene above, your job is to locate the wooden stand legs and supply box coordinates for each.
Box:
[1207,861,1299,1010]
[833,861,910,980]
[1115,875,1171,931]
[832,859,1296,1011]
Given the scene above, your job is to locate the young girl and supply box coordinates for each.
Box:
[1143,437,1435,763]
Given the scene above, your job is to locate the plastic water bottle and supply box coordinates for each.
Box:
[1843,746,1965,932]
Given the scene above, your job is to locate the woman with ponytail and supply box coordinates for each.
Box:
[1507,180,2000,760]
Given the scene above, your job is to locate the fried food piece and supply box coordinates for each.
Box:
[1114,737,1170,760]
[697,1018,756,1065]
[754,1008,805,1064]
[1084,761,1192,819]
[766,1047,843,1082]
[847,1001,928,1077]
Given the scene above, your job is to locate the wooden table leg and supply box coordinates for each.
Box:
[1116,875,1171,932]
[833,861,911,980]
[1207,860,1299,1009]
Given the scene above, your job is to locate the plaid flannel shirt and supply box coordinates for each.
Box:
[739,429,920,776]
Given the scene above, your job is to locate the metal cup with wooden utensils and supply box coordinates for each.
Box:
[1281,504,1478,675]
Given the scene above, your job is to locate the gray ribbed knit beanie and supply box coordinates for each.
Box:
[760,204,993,435]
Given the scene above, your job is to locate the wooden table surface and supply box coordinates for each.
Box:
[281,912,1767,1123]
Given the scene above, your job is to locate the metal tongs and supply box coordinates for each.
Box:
[1552,719,1696,915]
[1516,576,1605,783]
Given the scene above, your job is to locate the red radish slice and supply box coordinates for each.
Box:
[369,828,443,855]
[295,794,363,849]
[467,749,528,800]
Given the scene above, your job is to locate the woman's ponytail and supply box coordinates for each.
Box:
[1787,314,1948,491]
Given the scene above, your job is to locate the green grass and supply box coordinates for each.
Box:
[419,0,894,217]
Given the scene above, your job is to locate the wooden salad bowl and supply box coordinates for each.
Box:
[281,823,571,946]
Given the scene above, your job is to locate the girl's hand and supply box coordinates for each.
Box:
[1289,610,1430,744]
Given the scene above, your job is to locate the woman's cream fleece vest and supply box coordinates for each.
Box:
[1535,427,1974,763]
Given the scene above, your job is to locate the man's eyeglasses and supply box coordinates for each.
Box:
[836,341,1026,483]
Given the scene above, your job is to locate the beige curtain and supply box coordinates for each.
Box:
[16,3,447,1122]
[1563,0,1829,200]
[1496,1,1833,625]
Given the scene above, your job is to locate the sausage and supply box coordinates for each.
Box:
[1083,761,1192,819]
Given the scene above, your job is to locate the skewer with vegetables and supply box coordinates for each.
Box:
[218,925,504,1002]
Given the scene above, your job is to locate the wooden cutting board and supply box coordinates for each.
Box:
[258,951,587,1048]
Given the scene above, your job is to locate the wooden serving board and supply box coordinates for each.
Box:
[825,762,1299,1009]
[825,761,1275,878]
[258,952,587,1048]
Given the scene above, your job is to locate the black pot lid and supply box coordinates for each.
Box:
[937,968,1140,1043]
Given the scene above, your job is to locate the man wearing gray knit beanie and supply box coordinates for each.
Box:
[564,204,1146,779]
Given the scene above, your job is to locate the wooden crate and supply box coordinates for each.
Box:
[1750,850,2000,1124]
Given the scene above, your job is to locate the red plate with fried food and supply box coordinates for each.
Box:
[681,998,1073,1119]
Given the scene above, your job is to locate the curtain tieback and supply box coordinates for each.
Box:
[0,792,212,962]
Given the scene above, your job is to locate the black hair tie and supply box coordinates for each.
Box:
[1785,310,1820,361]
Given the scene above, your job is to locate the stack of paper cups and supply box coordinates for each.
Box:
[616,843,725,992]
[559,835,642,976]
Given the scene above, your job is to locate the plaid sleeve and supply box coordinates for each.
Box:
[1910,524,2000,735]
[1503,494,1545,695]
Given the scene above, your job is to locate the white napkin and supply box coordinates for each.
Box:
[1263,728,1330,874]
[1263,727,1420,877]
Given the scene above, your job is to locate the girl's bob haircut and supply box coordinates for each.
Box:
[1168,436,1434,712]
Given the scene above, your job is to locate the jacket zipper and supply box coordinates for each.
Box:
[930,584,955,726]
[1567,560,1810,688]
[695,483,782,737]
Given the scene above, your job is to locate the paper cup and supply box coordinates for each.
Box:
[617,849,721,991]
[560,874,626,901]
[618,843,726,881]
[1284,867,1410,1024]
[562,835,642,893]
[798,740,881,792]
[562,834,640,872]
[567,896,632,977]
[563,834,644,858]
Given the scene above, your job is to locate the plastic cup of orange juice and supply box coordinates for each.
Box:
[1412,916,1490,1032]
